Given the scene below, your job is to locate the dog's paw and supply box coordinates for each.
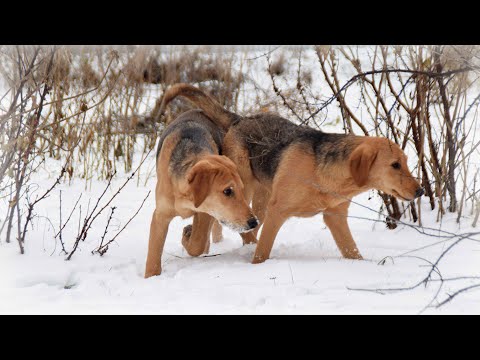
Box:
[252,254,267,264]
[181,224,193,250]
[182,224,193,239]
[344,251,363,260]
[144,267,162,278]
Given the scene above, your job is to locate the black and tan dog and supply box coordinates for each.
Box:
[158,83,424,265]
[144,109,258,278]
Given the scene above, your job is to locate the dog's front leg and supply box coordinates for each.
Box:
[182,212,214,256]
[145,210,173,278]
[252,203,288,264]
[323,202,363,260]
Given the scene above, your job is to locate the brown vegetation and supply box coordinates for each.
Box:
[2,45,480,254]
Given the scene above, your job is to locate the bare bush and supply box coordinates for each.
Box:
[2,44,480,257]
[264,45,480,226]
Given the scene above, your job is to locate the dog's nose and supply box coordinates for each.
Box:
[247,217,259,229]
[415,187,424,198]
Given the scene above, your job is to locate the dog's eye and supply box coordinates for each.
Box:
[223,187,234,197]
[391,162,401,170]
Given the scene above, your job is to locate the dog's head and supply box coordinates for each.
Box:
[186,155,258,233]
[349,138,423,201]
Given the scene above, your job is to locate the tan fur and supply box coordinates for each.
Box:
[251,139,421,263]
[211,220,223,243]
[158,84,423,264]
[158,83,237,129]
[144,136,255,278]
[211,182,270,241]
[350,143,377,187]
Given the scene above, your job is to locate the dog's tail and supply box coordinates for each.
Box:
[157,83,240,129]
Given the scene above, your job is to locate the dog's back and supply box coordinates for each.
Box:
[231,113,357,181]
[156,83,358,181]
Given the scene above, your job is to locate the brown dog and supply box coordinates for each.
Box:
[144,109,258,278]
[158,84,423,264]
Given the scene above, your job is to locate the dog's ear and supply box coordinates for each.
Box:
[349,144,378,187]
[187,163,218,208]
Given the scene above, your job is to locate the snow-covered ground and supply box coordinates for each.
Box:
[1,150,479,314]
[1,46,480,314]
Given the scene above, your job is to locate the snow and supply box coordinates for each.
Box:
[1,152,479,314]
[1,46,480,314]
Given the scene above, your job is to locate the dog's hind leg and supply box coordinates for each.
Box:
[240,183,258,245]
[145,210,173,278]
[252,183,270,238]
[323,202,363,260]
[182,212,215,256]
[211,220,223,243]
[240,231,257,245]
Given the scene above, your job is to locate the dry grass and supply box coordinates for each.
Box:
[263,45,480,226]
[2,45,480,252]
